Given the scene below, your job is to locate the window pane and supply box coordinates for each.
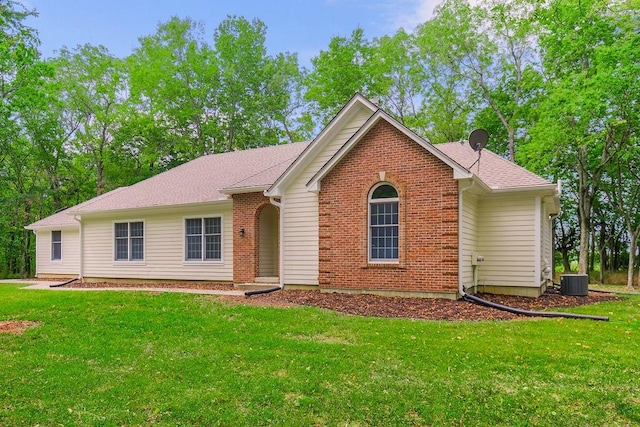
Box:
[205,235,221,260]
[369,199,398,261]
[130,222,144,237]
[186,218,202,236]
[186,235,202,260]
[115,238,128,260]
[115,223,128,238]
[205,217,221,235]
[371,184,398,199]
[131,237,144,260]
[51,231,62,261]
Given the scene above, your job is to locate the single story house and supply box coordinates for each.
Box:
[27,94,560,298]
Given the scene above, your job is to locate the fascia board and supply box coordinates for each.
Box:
[71,199,233,218]
[219,185,269,195]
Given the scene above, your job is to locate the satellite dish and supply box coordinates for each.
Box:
[468,129,489,152]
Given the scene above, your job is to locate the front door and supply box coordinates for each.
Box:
[258,204,279,277]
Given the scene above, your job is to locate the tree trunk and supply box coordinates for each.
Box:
[577,162,592,275]
[508,127,515,163]
[561,248,571,272]
[96,161,105,195]
[628,232,637,290]
[578,212,590,274]
[598,228,606,284]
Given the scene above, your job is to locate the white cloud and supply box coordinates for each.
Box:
[387,0,443,31]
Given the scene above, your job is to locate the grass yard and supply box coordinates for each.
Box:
[1,283,639,426]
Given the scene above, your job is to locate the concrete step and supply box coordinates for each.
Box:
[235,283,280,291]
[255,276,279,284]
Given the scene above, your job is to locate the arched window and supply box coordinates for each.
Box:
[369,183,399,262]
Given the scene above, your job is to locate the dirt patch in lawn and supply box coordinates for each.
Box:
[0,321,41,335]
[63,281,621,321]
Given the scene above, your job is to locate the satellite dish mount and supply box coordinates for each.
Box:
[467,129,489,172]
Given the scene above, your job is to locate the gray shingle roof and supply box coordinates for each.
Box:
[27,127,552,230]
[70,142,308,214]
[437,142,552,189]
[26,187,130,229]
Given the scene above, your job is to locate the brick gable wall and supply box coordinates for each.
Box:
[318,120,459,295]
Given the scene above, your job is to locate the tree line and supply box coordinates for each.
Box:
[1,0,639,287]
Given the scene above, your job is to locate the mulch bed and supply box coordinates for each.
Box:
[63,281,622,321]
[229,289,621,321]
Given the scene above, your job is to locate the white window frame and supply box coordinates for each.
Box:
[183,215,224,263]
[51,230,62,262]
[113,220,145,264]
[368,183,399,264]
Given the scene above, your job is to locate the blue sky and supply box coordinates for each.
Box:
[22,0,441,67]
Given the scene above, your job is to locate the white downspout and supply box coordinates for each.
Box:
[73,216,83,279]
[458,180,475,297]
[269,196,284,289]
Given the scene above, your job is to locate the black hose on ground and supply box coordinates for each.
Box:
[49,277,79,288]
[244,286,282,297]
[462,293,609,321]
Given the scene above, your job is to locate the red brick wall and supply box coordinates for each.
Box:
[232,192,273,283]
[318,119,459,295]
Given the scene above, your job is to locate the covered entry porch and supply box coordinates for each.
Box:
[231,192,280,288]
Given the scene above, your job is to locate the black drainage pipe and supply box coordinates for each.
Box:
[49,277,80,288]
[244,286,282,297]
[463,293,609,321]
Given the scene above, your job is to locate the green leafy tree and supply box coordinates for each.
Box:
[215,16,296,150]
[305,27,390,125]
[416,0,540,160]
[53,44,127,195]
[524,0,638,275]
[0,0,60,277]
[127,17,219,163]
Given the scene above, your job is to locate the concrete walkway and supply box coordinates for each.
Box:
[0,279,245,296]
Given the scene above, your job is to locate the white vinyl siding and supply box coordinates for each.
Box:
[460,191,479,288]
[477,194,537,288]
[283,107,373,286]
[542,202,554,277]
[82,202,233,281]
[35,228,80,276]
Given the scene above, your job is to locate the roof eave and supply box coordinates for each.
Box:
[488,183,559,194]
[25,223,79,231]
[70,198,232,217]
[220,185,270,195]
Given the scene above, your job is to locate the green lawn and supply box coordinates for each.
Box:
[1,284,639,426]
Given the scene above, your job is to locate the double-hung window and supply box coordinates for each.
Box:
[369,184,399,262]
[114,221,144,261]
[185,217,222,261]
[51,230,62,261]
